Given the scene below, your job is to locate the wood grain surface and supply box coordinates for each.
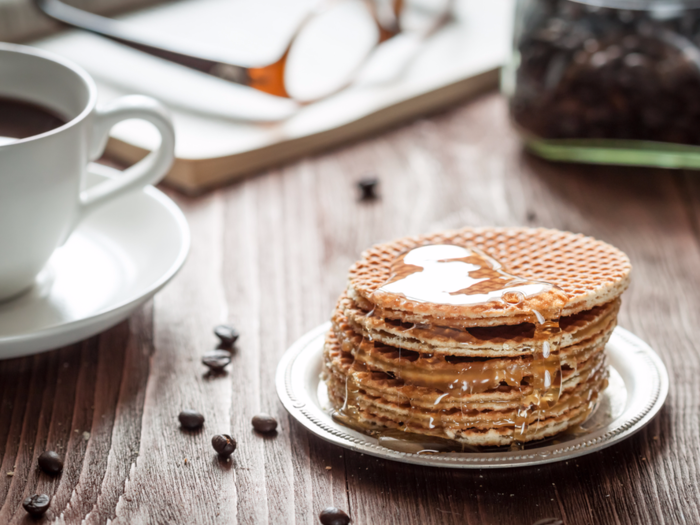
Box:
[1,92,698,524]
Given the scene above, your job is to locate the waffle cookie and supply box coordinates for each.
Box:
[322,227,631,448]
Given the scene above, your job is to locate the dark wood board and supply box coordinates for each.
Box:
[1,92,698,524]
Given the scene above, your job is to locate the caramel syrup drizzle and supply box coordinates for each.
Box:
[375,244,554,307]
[335,244,574,451]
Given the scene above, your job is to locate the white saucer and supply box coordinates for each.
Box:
[0,163,189,359]
[276,323,668,469]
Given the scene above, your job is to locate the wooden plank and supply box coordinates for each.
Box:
[84,309,154,524]
[57,320,139,523]
[111,192,237,524]
[0,351,62,524]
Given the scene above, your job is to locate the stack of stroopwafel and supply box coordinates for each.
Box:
[322,227,631,447]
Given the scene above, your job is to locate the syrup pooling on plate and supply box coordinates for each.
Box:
[335,244,570,450]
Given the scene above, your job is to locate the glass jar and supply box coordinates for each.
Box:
[503,0,700,168]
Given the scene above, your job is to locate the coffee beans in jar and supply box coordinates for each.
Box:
[504,0,700,168]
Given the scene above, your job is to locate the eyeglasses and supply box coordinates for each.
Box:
[36,0,453,103]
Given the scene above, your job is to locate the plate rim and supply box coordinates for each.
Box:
[0,163,190,353]
[276,322,669,469]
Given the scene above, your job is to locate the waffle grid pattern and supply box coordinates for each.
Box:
[349,227,631,319]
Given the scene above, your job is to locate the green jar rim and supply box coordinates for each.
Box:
[527,138,700,169]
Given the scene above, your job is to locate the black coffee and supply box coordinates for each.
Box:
[0,96,67,143]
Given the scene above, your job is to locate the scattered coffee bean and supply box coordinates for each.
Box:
[319,507,351,525]
[212,434,237,457]
[202,350,231,372]
[38,451,63,475]
[214,324,239,347]
[357,177,379,201]
[179,410,205,430]
[533,519,564,525]
[23,494,50,517]
[252,414,278,433]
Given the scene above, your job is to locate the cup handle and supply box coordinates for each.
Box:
[77,94,175,223]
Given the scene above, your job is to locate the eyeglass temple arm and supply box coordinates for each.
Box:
[34,0,408,99]
[366,0,403,42]
[34,0,293,97]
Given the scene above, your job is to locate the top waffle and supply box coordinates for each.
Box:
[348,227,631,325]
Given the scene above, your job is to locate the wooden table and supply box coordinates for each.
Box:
[1,92,698,525]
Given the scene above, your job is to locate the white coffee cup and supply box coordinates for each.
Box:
[0,43,175,301]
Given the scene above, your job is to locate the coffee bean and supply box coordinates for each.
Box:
[212,434,237,457]
[214,324,239,347]
[357,177,379,201]
[179,410,205,430]
[252,414,277,433]
[319,507,351,525]
[38,451,63,475]
[23,494,50,517]
[202,350,231,372]
[533,519,564,525]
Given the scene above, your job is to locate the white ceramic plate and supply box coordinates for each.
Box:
[0,163,190,359]
[276,323,668,468]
